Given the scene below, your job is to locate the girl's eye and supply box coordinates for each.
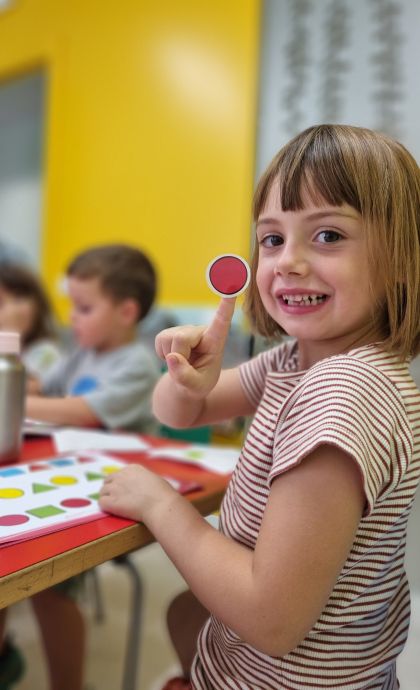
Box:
[260,234,283,248]
[316,229,342,244]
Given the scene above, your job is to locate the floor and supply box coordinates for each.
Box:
[7,495,420,690]
[8,543,186,690]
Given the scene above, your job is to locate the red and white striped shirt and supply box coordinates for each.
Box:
[191,342,420,689]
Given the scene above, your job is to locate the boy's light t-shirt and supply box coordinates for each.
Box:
[40,341,160,433]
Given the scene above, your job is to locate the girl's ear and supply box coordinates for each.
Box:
[119,298,141,325]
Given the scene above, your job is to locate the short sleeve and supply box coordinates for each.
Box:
[239,340,298,408]
[23,340,62,378]
[269,356,413,515]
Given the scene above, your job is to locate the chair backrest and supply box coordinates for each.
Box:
[159,424,211,444]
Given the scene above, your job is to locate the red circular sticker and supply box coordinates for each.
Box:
[60,498,92,509]
[206,254,250,298]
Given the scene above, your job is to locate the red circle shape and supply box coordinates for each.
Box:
[208,256,248,296]
[60,498,92,509]
[0,514,30,526]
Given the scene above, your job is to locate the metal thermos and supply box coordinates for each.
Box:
[0,331,25,464]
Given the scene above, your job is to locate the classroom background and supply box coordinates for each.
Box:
[0,1,419,689]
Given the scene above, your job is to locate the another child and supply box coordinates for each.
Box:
[0,243,160,690]
[99,125,420,689]
[0,263,60,377]
[26,243,160,432]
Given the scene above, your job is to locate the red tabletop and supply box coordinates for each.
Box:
[0,435,229,604]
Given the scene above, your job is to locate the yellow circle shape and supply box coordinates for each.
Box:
[102,466,121,474]
[50,475,77,485]
[0,487,24,498]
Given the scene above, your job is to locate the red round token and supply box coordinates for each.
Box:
[60,498,92,509]
[206,254,250,298]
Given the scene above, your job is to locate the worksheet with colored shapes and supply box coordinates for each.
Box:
[148,444,240,474]
[0,453,198,546]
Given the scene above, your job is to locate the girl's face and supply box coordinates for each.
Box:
[255,182,385,367]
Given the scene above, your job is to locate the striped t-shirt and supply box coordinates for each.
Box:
[191,342,420,689]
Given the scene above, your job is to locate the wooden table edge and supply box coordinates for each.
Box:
[0,487,225,609]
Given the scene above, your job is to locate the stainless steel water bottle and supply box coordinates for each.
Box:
[0,331,25,464]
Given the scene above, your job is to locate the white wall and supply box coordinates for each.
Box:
[256,0,420,175]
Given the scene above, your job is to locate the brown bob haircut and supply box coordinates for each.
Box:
[0,263,56,346]
[245,124,420,360]
[67,243,157,322]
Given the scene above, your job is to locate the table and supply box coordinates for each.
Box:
[0,435,229,609]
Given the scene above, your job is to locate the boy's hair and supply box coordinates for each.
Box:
[67,244,157,322]
[0,263,56,345]
[245,124,420,359]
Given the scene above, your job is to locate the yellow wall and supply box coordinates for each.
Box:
[0,0,260,319]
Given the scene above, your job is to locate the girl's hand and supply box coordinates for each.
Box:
[155,298,236,400]
[98,464,176,523]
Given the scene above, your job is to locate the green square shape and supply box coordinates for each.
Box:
[27,505,66,519]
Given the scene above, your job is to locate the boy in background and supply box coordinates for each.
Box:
[0,243,160,690]
[26,243,160,433]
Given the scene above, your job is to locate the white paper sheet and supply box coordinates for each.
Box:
[53,429,150,453]
[0,452,122,544]
[0,452,199,545]
[148,444,240,474]
[23,418,62,437]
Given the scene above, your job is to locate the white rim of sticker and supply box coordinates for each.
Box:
[206,254,251,298]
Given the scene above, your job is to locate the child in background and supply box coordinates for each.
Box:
[26,243,160,432]
[0,262,61,689]
[0,263,60,377]
[0,243,160,690]
[100,125,420,690]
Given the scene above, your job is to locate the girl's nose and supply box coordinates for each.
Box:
[274,242,309,276]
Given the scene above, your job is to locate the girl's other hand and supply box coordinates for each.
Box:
[98,464,176,523]
[155,298,236,399]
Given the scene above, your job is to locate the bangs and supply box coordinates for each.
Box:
[253,125,363,219]
[248,123,420,358]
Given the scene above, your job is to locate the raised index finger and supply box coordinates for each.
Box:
[204,297,236,350]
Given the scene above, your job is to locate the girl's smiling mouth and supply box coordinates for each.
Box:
[281,293,327,306]
[275,291,330,312]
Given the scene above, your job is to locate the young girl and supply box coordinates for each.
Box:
[0,264,60,378]
[99,124,420,689]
